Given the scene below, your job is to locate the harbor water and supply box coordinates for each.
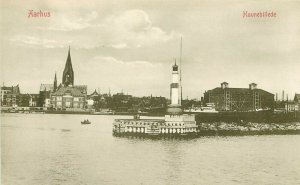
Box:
[1,113,300,185]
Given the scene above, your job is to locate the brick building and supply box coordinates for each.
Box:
[50,47,87,110]
[203,82,274,111]
[0,85,21,107]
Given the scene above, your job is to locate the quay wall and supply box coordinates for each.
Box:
[113,129,300,138]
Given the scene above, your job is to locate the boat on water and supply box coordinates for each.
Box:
[184,103,218,113]
[81,119,91,124]
[184,107,218,113]
[92,110,114,115]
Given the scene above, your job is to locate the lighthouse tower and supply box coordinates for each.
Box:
[167,60,183,114]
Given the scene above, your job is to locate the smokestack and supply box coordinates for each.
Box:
[282,90,284,101]
[275,93,278,101]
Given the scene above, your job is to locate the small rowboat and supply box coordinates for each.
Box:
[81,120,91,124]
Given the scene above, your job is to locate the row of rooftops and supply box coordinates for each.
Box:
[1,84,100,98]
[2,84,300,104]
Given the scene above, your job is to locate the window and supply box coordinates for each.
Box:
[73,103,78,108]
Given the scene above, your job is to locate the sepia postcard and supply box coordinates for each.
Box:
[1,0,300,185]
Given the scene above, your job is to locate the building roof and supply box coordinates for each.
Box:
[249,82,257,85]
[1,85,20,94]
[89,89,99,96]
[294,94,300,102]
[206,87,273,95]
[1,86,12,91]
[40,84,54,92]
[74,85,87,94]
[87,89,99,99]
[52,86,85,97]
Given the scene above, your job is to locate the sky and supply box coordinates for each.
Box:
[1,0,299,100]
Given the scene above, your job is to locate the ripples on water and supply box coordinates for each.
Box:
[1,113,300,185]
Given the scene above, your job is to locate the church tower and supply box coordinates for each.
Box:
[62,46,74,87]
[53,72,57,92]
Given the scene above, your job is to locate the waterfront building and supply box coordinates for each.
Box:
[203,82,274,111]
[0,85,21,107]
[50,47,87,110]
[285,102,298,112]
[1,85,41,108]
[86,89,99,110]
[18,94,31,107]
[113,93,133,111]
[29,94,39,107]
[294,94,300,104]
[293,94,300,111]
[39,83,55,107]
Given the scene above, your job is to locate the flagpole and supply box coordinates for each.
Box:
[180,37,182,105]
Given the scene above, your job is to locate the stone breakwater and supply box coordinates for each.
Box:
[197,122,300,136]
[113,122,300,138]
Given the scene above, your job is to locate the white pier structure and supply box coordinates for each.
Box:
[113,40,197,136]
[113,115,196,136]
[113,60,197,136]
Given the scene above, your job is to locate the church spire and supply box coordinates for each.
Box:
[54,72,57,92]
[62,46,74,86]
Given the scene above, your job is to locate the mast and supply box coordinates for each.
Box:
[179,37,182,105]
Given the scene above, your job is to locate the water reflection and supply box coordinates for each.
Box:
[61,129,71,132]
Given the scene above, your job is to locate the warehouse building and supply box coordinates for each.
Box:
[203,82,274,111]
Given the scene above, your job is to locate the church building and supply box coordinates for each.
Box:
[50,47,87,110]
